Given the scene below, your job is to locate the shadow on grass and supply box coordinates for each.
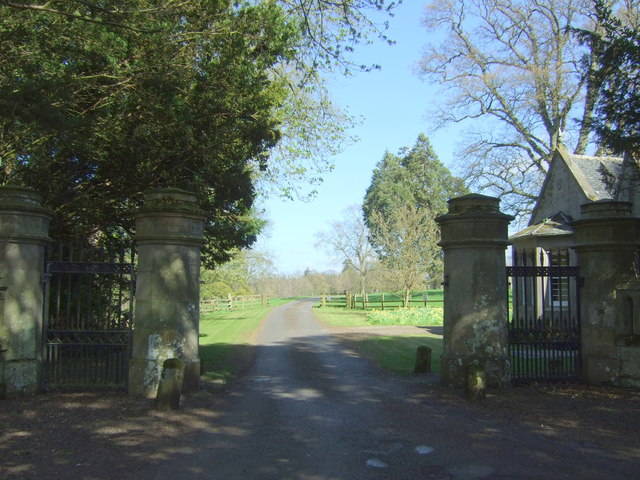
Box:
[331,334,443,375]
[419,325,443,335]
[199,342,257,385]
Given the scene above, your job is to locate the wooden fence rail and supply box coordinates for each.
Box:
[200,294,270,313]
[320,291,441,310]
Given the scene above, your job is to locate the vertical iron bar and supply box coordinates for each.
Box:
[41,259,51,392]
[75,243,83,329]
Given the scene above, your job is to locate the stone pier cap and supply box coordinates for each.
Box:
[134,187,206,246]
[0,185,53,241]
[436,194,514,248]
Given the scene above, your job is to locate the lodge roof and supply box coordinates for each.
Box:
[568,154,624,201]
[510,212,573,239]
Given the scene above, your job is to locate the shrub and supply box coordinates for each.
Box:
[367,306,443,326]
[202,281,232,299]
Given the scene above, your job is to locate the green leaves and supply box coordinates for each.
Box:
[363,135,468,290]
[1,1,298,264]
[1,0,400,266]
[363,134,468,246]
[574,0,640,156]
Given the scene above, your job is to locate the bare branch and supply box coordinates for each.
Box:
[419,0,603,219]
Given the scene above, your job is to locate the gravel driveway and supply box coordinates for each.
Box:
[2,299,640,479]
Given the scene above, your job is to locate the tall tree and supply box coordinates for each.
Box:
[368,204,441,305]
[574,0,640,156]
[363,134,467,241]
[418,0,618,217]
[0,0,400,266]
[1,1,297,265]
[315,205,377,295]
[252,0,403,199]
[363,135,467,300]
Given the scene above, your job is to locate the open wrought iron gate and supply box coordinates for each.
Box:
[507,249,582,384]
[42,244,135,391]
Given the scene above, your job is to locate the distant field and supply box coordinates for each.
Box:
[315,302,443,327]
[321,289,444,310]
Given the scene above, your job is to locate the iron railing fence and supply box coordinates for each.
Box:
[508,248,582,384]
[42,241,135,391]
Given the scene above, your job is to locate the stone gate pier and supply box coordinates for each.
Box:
[0,186,51,396]
[573,200,640,387]
[129,188,205,397]
[436,194,513,388]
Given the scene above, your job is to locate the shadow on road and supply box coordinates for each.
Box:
[2,333,640,479]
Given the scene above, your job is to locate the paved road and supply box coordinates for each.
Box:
[142,299,636,480]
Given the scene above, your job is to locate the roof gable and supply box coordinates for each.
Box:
[529,147,624,226]
[569,155,624,200]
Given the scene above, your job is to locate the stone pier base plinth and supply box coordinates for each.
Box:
[441,355,511,389]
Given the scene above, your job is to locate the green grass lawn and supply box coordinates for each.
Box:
[311,307,371,327]
[313,306,443,375]
[315,303,443,327]
[357,335,442,375]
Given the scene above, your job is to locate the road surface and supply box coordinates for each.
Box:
[140,299,637,479]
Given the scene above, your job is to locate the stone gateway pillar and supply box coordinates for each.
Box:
[129,188,205,397]
[572,200,640,386]
[0,186,51,396]
[436,194,513,388]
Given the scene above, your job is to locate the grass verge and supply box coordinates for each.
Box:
[199,297,295,383]
[357,335,442,375]
[311,306,370,327]
[313,306,443,375]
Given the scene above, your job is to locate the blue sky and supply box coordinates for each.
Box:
[256,1,460,274]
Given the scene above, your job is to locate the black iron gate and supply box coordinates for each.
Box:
[507,249,582,384]
[42,243,135,391]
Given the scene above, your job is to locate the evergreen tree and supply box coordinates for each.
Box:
[0,0,400,266]
[362,135,468,298]
[575,0,640,156]
[363,134,467,248]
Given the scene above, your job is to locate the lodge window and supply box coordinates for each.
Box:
[549,250,569,306]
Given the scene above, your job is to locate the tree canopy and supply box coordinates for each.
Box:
[363,134,467,236]
[418,0,637,217]
[0,0,400,266]
[315,205,377,295]
[363,134,468,294]
[574,0,640,156]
